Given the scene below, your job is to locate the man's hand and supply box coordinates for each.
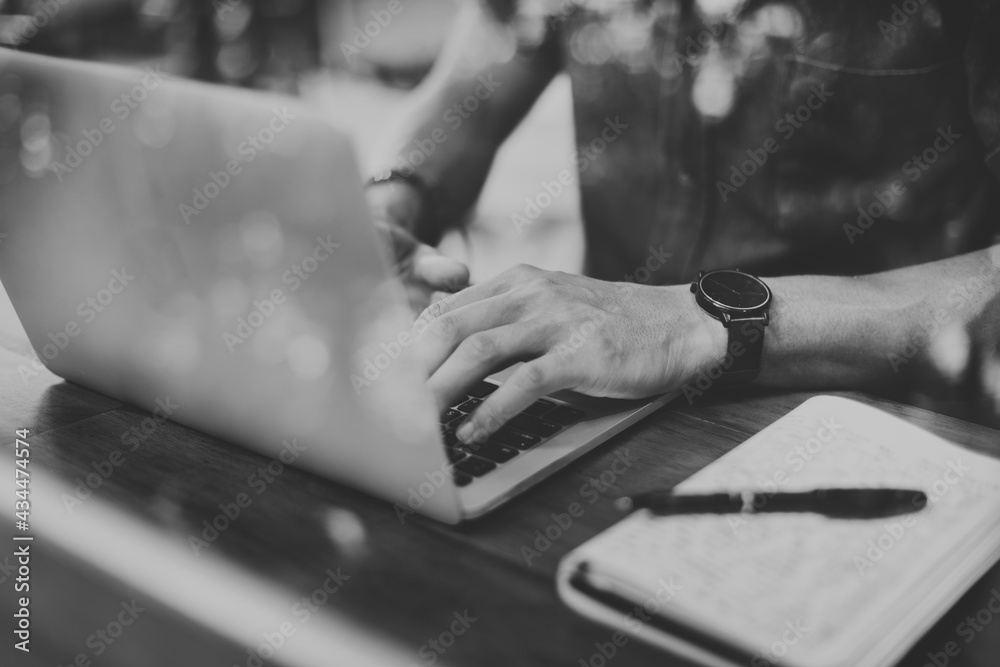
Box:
[367,182,469,311]
[407,264,726,444]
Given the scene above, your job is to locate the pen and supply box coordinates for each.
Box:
[615,488,928,519]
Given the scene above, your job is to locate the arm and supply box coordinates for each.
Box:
[403,246,1000,445]
[761,246,1000,391]
[369,3,562,243]
[366,4,561,309]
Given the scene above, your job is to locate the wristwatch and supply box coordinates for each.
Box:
[689,269,772,383]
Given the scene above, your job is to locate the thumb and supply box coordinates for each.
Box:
[412,245,470,292]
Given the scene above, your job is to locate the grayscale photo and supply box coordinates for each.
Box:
[0,1,999,666]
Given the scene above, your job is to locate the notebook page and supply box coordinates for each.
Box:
[570,396,1000,666]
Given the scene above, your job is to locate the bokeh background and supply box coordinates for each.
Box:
[0,0,583,346]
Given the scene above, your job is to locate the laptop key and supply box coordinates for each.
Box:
[543,405,586,426]
[523,399,556,417]
[456,397,483,412]
[490,428,542,450]
[467,381,499,398]
[507,414,562,438]
[453,471,474,488]
[441,408,465,425]
[445,447,468,464]
[461,441,519,464]
[441,428,460,447]
[455,455,497,478]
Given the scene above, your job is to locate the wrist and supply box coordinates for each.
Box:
[365,179,424,235]
[655,284,728,379]
[755,274,911,388]
[690,290,729,366]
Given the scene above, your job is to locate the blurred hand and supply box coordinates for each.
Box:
[406,264,726,444]
[366,182,469,311]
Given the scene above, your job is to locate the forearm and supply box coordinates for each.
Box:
[374,5,560,242]
[759,245,1000,390]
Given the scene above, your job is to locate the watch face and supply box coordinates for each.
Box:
[699,270,771,311]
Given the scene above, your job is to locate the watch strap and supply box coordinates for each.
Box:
[717,316,767,384]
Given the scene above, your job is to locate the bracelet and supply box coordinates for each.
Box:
[366,169,442,210]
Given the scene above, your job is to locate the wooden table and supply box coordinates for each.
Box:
[2,325,999,667]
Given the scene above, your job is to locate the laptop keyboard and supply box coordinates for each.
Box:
[440,381,586,488]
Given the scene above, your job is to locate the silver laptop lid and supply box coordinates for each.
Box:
[0,48,461,523]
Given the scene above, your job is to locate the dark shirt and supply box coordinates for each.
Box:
[494,0,1000,283]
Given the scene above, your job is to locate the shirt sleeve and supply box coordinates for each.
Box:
[965,0,1000,181]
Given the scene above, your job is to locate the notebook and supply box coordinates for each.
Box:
[556,396,1000,667]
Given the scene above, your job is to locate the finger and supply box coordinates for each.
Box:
[411,245,470,292]
[429,290,452,304]
[455,355,572,445]
[410,291,524,377]
[417,262,543,322]
[403,282,434,313]
[373,220,418,267]
[426,321,552,412]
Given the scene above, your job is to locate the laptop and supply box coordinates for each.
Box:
[0,48,675,523]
